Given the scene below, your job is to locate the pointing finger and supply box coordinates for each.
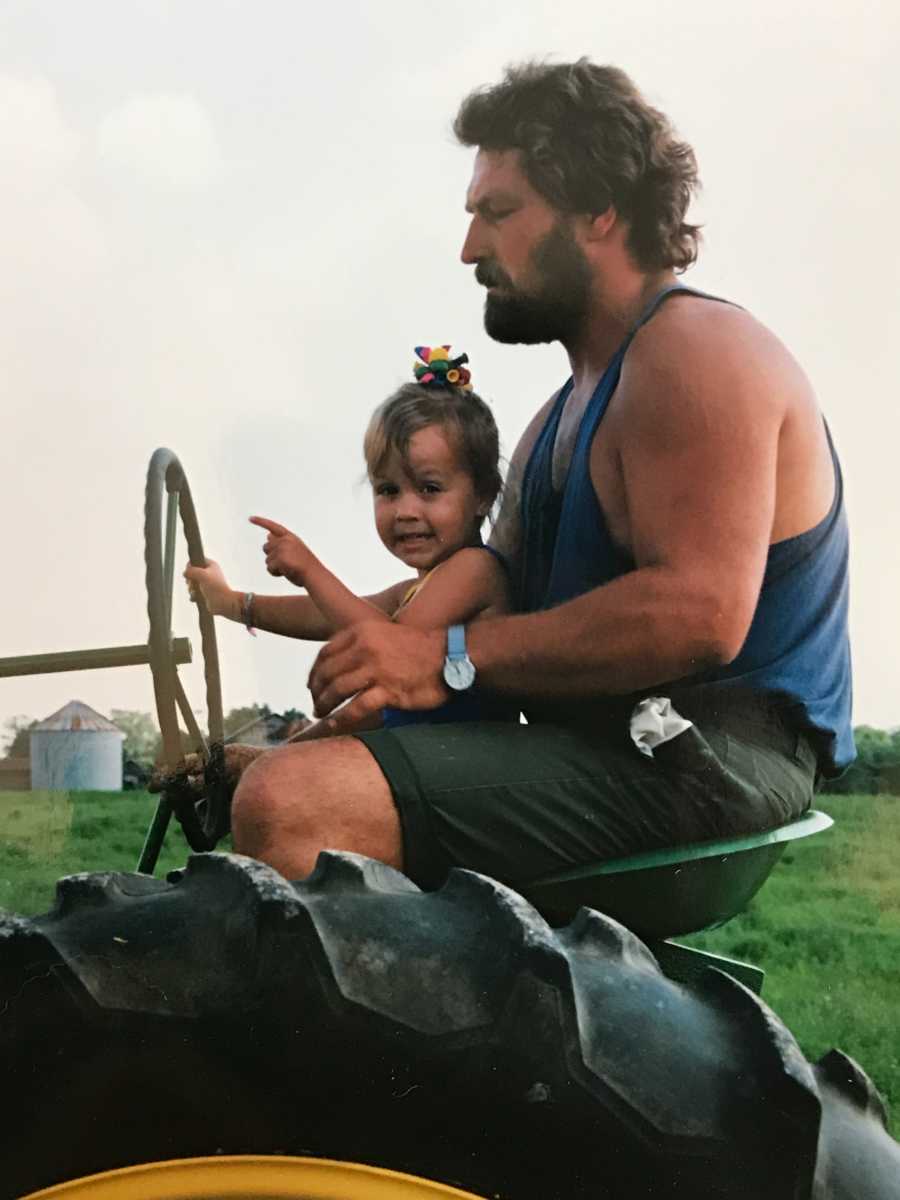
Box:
[249,516,288,536]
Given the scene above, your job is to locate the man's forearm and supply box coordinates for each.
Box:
[467,566,733,698]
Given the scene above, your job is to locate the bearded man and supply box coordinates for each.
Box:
[208,61,854,888]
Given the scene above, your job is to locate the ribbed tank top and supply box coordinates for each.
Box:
[515,284,854,776]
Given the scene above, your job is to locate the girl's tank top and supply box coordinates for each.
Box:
[515,284,854,776]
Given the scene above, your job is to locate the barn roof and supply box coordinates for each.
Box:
[33,700,123,734]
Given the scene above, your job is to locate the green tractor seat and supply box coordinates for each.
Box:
[521,809,833,994]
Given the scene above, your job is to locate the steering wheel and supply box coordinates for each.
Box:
[144,447,229,851]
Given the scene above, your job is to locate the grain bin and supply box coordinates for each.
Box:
[30,701,125,791]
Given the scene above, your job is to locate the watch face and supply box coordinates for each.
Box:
[443,656,476,691]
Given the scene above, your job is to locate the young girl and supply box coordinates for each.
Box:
[186,346,517,735]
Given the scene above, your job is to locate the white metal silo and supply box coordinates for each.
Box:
[30,701,125,791]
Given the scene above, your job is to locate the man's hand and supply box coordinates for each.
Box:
[184,559,240,619]
[250,516,313,587]
[148,743,265,797]
[308,621,448,733]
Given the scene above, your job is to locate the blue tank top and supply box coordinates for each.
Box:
[515,284,854,776]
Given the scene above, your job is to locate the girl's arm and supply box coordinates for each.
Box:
[392,546,510,629]
[251,516,410,633]
[184,555,412,641]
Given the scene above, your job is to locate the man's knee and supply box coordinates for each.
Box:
[230,736,403,875]
[232,748,289,854]
[232,742,322,854]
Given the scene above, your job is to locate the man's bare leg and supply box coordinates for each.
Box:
[230,736,402,880]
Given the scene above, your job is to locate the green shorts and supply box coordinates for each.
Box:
[355,690,817,890]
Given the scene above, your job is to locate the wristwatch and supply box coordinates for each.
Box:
[442,624,476,692]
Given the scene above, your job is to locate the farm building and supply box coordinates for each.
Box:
[226,711,311,747]
[30,701,125,791]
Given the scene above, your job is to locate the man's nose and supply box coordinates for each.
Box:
[460,216,483,265]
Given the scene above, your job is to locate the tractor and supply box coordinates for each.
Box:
[1,450,897,1198]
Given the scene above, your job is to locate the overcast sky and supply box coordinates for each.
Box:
[1,0,898,743]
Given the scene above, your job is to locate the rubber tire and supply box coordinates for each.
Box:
[1,853,898,1200]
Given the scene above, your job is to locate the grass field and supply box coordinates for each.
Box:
[0,789,190,915]
[682,793,900,1133]
[1,788,897,1133]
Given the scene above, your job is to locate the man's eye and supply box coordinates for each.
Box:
[485,207,514,223]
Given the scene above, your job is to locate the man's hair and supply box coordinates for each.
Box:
[364,383,503,507]
[454,59,701,273]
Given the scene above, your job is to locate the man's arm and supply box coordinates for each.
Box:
[466,307,783,695]
[308,309,788,724]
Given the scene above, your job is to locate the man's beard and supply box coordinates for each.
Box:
[478,221,591,346]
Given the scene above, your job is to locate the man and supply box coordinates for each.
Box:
[208,60,853,888]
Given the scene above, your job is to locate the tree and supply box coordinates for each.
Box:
[109,710,162,769]
[223,704,271,739]
[1,715,37,758]
[821,725,900,795]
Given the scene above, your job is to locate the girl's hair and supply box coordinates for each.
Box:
[363,382,503,507]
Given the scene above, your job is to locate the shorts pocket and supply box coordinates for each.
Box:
[652,724,730,778]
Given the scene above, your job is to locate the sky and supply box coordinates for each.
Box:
[1,0,898,745]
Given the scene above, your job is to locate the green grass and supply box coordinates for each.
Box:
[0,789,190,915]
[682,793,900,1133]
[0,789,896,1134]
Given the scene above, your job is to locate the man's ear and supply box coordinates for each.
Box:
[584,206,617,241]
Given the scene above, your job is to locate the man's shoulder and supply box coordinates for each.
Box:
[629,292,789,371]
[621,292,805,418]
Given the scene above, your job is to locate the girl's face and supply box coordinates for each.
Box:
[371,423,487,575]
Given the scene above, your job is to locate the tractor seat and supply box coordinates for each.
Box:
[521,809,833,940]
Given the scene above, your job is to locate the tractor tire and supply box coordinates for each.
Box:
[1,852,897,1200]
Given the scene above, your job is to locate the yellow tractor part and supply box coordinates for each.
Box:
[20,1155,484,1199]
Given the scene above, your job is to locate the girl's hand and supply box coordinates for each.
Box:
[250,516,314,586]
[184,558,240,619]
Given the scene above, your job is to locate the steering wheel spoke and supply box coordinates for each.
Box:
[173,669,209,759]
[145,448,227,856]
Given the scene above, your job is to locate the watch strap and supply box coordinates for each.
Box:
[447,624,467,661]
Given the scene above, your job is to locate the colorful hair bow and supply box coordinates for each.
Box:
[413,345,473,391]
